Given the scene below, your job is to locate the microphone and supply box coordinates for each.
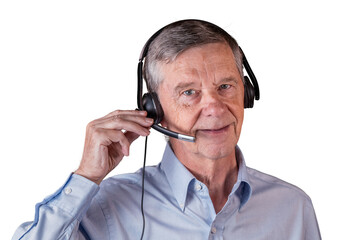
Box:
[151,124,195,142]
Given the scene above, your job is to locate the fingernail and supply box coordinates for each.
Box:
[146,118,154,123]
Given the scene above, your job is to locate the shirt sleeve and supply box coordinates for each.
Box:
[304,198,322,240]
[11,173,100,240]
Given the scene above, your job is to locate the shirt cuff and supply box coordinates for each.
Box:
[35,173,100,223]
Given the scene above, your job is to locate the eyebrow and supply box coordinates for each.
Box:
[220,77,239,85]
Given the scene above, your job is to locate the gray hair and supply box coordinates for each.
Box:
[143,20,244,92]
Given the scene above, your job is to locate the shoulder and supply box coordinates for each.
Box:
[246,167,312,204]
[97,164,167,199]
[239,167,321,239]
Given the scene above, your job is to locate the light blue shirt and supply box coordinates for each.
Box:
[12,145,321,240]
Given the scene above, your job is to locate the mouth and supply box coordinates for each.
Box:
[198,124,231,135]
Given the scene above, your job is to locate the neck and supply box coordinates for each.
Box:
[171,142,239,213]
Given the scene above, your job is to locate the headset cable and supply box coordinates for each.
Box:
[140,136,148,240]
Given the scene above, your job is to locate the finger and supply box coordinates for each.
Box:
[93,115,153,136]
[107,131,142,162]
[104,113,153,127]
[102,129,132,156]
[108,142,125,164]
[103,109,147,118]
[91,110,153,128]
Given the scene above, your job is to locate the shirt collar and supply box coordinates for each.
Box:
[160,144,195,211]
[234,145,252,209]
[160,144,252,211]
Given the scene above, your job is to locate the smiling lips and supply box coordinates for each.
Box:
[198,124,231,135]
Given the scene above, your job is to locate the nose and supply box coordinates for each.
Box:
[200,90,226,117]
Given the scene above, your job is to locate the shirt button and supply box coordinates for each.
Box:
[64,187,72,195]
[211,227,217,234]
[195,184,202,191]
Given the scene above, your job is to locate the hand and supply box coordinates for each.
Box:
[74,110,153,184]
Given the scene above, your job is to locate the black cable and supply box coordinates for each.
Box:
[140,136,148,240]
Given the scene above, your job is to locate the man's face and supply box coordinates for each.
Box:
[158,42,244,160]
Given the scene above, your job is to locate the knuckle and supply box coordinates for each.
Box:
[86,121,96,130]
[112,114,122,123]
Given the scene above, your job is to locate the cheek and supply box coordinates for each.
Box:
[236,111,244,132]
[161,98,198,131]
[231,89,244,118]
[234,107,244,137]
[233,102,244,121]
[169,104,197,127]
[225,98,244,131]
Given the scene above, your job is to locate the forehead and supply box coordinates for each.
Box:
[160,43,239,84]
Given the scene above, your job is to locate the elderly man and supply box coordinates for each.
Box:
[13,20,321,240]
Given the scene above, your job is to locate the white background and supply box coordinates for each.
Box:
[1,0,345,239]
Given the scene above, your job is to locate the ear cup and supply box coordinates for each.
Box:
[244,76,256,109]
[142,92,164,124]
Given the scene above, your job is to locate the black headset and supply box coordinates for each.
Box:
[137,20,260,142]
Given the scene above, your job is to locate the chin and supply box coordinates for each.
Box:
[196,139,237,160]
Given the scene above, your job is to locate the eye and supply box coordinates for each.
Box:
[219,84,231,90]
[183,89,196,96]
